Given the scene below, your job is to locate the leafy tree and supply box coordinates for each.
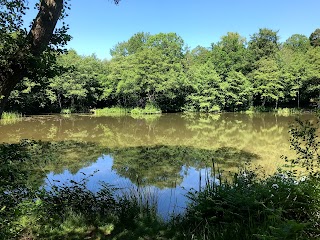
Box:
[106,47,186,111]
[283,34,310,53]
[110,32,150,57]
[103,32,187,111]
[184,62,225,112]
[225,70,252,110]
[211,32,248,76]
[0,0,120,117]
[145,32,185,60]
[185,46,212,66]
[7,77,53,114]
[7,50,108,113]
[309,28,320,47]
[248,28,280,62]
[48,50,105,111]
[250,57,283,108]
[0,0,68,116]
[279,47,308,108]
[104,55,141,107]
[305,47,320,107]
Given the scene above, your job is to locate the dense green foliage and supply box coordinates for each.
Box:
[0,0,74,118]
[4,28,320,114]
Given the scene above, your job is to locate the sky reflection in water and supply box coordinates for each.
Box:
[45,154,214,216]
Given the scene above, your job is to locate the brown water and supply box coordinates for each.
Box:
[0,113,313,170]
[0,113,314,215]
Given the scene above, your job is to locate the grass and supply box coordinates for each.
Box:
[1,111,22,119]
[3,181,167,240]
[175,168,320,240]
[131,103,162,115]
[0,112,23,125]
[3,166,319,240]
[244,106,303,115]
[92,107,131,116]
[92,104,162,116]
[275,107,302,116]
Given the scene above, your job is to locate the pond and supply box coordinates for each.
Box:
[0,112,314,216]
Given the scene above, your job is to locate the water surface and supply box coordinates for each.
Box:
[0,113,313,215]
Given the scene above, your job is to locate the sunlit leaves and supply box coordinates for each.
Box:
[250,57,283,107]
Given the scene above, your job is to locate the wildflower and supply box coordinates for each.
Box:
[272,184,279,189]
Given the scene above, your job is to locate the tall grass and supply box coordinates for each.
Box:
[2,111,22,119]
[4,180,166,239]
[0,112,22,125]
[245,106,302,115]
[131,103,162,115]
[275,107,302,116]
[3,166,320,239]
[92,107,131,116]
[92,105,161,116]
[176,168,319,240]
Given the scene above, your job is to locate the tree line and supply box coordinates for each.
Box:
[6,28,320,114]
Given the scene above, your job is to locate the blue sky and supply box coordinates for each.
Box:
[26,0,320,59]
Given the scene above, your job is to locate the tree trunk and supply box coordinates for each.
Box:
[262,97,266,107]
[0,0,63,118]
[57,92,62,110]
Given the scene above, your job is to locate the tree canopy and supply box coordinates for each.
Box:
[1,1,320,114]
[0,0,120,117]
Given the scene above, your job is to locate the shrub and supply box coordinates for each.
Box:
[92,107,131,116]
[131,103,161,115]
[1,111,22,119]
[60,108,72,114]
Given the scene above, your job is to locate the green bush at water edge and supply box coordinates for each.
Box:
[60,108,73,115]
[1,112,22,119]
[92,107,132,116]
[131,103,162,115]
[91,104,161,116]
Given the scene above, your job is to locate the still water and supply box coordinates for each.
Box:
[0,113,314,215]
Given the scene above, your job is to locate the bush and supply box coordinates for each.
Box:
[92,107,131,116]
[2,111,22,119]
[245,106,269,113]
[131,103,161,115]
[60,108,73,114]
[275,108,302,116]
[178,169,320,240]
